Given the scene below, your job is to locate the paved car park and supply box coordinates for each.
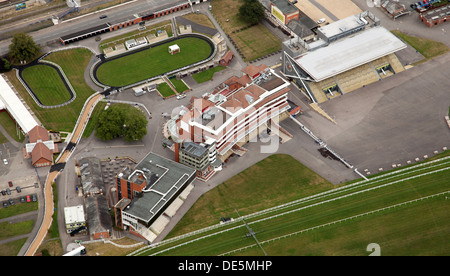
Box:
[0,166,41,207]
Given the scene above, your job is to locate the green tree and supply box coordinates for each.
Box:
[8,32,41,64]
[0,58,11,72]
[239,0,265,25]
[95,103,148,141]
[122,106,148,142]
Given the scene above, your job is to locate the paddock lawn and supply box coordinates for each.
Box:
[6,48,95,132]
[96,37,213,87]
[211,0,281,61]
[21,65,72,106]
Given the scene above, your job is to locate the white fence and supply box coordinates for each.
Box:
[220,190,450,255]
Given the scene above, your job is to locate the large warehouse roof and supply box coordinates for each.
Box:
[295,27,406,82]
[0,75,38,133]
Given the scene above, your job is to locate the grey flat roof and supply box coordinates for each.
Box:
[271,0,299,15]
[421,4,450,20]
[122,152,195,223]
[60,23,110,41]
[182,142,208,158]
[317,14,365,39]
[295,27,406,82]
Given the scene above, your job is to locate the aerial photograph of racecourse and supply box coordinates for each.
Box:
[0,0,448,262]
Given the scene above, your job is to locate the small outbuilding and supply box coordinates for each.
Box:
[219,50,234,66]
[168,44,180,55]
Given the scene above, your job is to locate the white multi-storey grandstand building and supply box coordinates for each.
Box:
[167,64,291,162]
[282,11,407,103]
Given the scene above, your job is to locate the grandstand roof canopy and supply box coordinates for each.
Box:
[294,27,406,82]
[0,75,38,133]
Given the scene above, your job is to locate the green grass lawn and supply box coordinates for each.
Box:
[0,220,34,241]
[192,65,225,83]
[167,77,188,93]
[392,30,449,64]
[0,131,7,144]
[96,37,213,87]
[82,101,106,138]
[0,201,38,219]
[157,82,176,97]
[0,111,25,142]
[0,238,27,256]
[21,64,72,106]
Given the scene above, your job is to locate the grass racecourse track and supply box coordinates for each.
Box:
[95,36,214,87]
[129,153,450,256]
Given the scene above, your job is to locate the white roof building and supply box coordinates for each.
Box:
[168,44,180,54]
[0,75,38,134]
[64,205,86,233]
[294,27,406,82]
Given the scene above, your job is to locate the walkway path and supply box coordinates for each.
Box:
[201,5,247,69]
[24,92,103,256]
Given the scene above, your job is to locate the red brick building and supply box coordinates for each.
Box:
[24,125,58,167]
[114,153,196,242]
[219,50,234,66]
[419,4,450,27]
[270,0,300,25]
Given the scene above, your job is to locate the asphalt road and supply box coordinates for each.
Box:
[0,0,188,56]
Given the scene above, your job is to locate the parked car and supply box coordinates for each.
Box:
[20,197,25,203]
[26,195,31,203]
[32,194,37,202]
[3,159,7,165]
[99,15,107,19]
[1,190,5,196]
[2,201,7,208]
[8,198,14,205]
[317,18,326,24]
[176,93,186,100]
[16,186,21,193]
[6,188,10,195]
[8,181,13,187]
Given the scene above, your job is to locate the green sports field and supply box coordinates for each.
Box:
[130,153,450,256]
[96,37,213,87]
[21,64,72,106]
